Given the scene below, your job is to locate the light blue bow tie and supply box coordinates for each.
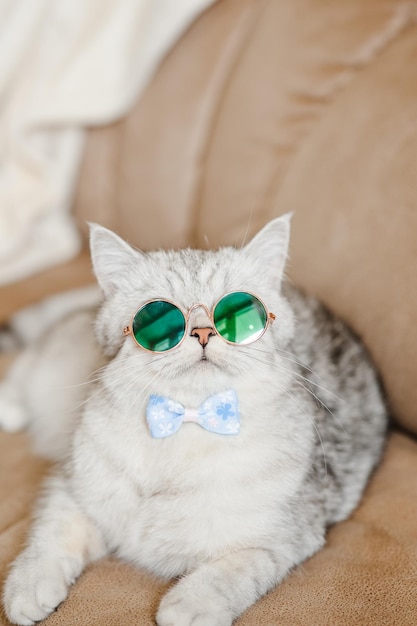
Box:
[146,390,240,438]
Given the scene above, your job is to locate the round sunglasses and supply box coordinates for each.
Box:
[123,291,276,353]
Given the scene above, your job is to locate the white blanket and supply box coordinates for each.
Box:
[0,0,215,285]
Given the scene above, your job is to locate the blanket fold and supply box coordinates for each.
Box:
[0,0,216,285]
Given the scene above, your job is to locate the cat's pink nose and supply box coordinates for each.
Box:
[191,327,215,348]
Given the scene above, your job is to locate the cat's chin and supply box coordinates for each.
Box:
[199,358,223,373]
[191,355,221,372]
[172,355,230,384]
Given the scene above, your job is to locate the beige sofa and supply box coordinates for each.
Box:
[1,1,417,624]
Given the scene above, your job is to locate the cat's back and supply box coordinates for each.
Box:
[282,282,387,520]
[283,281,382,399]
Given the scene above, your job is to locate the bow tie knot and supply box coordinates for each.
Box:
[146,390,240,438]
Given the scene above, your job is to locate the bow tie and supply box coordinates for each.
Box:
[146,390,240,438]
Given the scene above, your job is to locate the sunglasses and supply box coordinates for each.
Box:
[123,291,276,353]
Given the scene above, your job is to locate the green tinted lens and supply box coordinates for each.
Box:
[213,292,268,344]
[132,301,186,352]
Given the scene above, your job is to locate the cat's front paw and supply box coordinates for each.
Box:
[157,583,233,626]
[3,554,77,625]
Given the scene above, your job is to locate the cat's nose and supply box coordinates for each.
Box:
[191,327,216,348]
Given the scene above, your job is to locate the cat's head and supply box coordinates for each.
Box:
[89,215,295,399]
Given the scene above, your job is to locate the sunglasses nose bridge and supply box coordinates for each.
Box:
[187,303,214,334]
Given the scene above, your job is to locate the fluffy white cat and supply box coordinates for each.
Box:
[1,215,387,625]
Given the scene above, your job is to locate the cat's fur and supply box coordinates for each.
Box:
[0,216,387,626]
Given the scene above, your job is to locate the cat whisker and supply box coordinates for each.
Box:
[60,383,106,415]
[101,357,167,420]
[281,387,328,476]
[239,350,346,435]
[239,209,254,249]
[57,354,140,390]
[273,346,317,370]
[249,346,344,403]
[245,344,317,374]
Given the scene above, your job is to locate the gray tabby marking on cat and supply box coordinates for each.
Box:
[0,215,387,626]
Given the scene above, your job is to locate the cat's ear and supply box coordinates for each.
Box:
[89,223,141,296]
[244,213,292,283]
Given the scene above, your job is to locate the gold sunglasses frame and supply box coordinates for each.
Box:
[123,291,276,354]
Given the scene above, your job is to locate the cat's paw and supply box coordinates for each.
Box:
[0,387,27,432]
[3,554,77,625]
[156,583,233,626]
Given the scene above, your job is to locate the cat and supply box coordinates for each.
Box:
[0,214,387,626]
